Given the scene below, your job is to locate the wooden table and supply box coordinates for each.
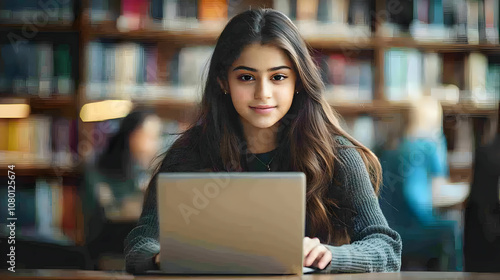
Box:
[2,270,500,280]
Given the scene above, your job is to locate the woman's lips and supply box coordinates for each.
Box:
[250,106,277,114]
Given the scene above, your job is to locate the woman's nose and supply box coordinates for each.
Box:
[254,80,272,100]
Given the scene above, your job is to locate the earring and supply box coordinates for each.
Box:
[224,90,228,95]
[295,91,299,95]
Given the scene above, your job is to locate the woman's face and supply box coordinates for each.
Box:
[129,115,162,168]
[227,43,297,133]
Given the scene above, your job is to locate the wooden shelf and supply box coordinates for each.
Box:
[29,95,77,109]
[0,95,77,111]
[0,166,81,177]
[442,104,499,116]
[86,24,500,53]
[0,23,77,32]
[88,24,220,44]
[134,98,201,121]
[379,37,500,52]
[449,167,472,183]
[331,101,411,115]
[89,24,376,49]
[80,98,497,119]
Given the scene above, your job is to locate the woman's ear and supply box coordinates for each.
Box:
[295,80,303,93]
[217,77,228,93]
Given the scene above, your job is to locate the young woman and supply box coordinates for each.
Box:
[124,9,401,274]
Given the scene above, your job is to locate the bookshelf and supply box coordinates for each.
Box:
[1,0,499,248]
[0,23,77,32]
[0,166,81,177]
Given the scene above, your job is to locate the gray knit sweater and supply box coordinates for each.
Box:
[124,136,402,273]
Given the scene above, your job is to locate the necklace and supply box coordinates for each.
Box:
[252,151,277,171]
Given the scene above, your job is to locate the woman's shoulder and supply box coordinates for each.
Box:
[332,134,366,172]
[159,125,207,172]
[333,134,353,147]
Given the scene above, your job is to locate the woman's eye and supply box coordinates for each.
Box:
[272,75,287,81]
[239,75,254,81]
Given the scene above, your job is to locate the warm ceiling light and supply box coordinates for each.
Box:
[80,100,133,122]
[0,104,30,118]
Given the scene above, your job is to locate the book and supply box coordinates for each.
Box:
[468,52,489,104]
[150,0,164,20]
[54,44,73,95]
[273,0,290,18]
[198,0,227,21]
[316,0,332,23]
[467,0,480,44]
[348,0,370,26]
[296,0,318,21]
[485,0,500,43]
[415,0,430,24]
[177,0,197,19]
[177,46,214,99]
[87,42,104,99]
[145,45,158,84]
[62,185,78,240]
[385,48,408,101]
[228,0,273,18]
[36,179,53,236]
[0,120,8,151]
[442,53,465,92]
[430,0,444,25]
[37,43,54,97]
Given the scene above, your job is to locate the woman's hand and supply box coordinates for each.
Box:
[303,237,332,270]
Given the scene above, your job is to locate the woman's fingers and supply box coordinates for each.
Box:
[304,245,325,267]
[303,237,320,256]
[303,237,333,269]
[316,249,332,269]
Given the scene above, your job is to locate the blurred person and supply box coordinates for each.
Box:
[464,106,500,272]
[378,95,461,271]
[82,109,162,269]
[124,9,401,274]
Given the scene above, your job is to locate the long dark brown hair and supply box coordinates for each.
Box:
[157,9,382,246]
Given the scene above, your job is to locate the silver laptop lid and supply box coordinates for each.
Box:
[157,172,306,275]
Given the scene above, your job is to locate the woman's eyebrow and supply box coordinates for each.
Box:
[232,65,292,72]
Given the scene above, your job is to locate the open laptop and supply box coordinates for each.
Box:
[155,172,317,275]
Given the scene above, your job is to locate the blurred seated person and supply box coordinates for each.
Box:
[82,109,162,269]
[378,95,460,271]
[464,113,500,272]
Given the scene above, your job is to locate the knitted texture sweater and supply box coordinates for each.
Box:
[124,136,402,274]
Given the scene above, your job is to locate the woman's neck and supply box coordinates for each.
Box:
[241,122,279,154]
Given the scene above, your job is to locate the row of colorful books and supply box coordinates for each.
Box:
[314,52,373,102]
[0,117,78,168]
[0,179,80,245]
[385,49,500,105]
[0,43,74,96]
[85,41,500,105]
[383,0,499,44]
[90,0,372,37]
[0,0,74,24]
[85,42,213,100]
[86,41,159,100]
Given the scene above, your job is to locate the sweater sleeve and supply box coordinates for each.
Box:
[124,174,160,274]
[325,137,402,273]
